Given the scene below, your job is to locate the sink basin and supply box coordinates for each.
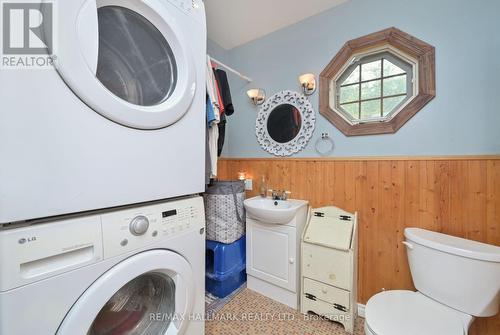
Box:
[244,196,308,224]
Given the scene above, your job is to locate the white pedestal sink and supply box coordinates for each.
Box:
[243,196,309,309]
[243,197,308,224]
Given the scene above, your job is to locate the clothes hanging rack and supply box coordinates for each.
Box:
[209,55,252,83]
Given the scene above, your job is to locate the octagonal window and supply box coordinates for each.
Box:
[319,27,435,136]
[332,51,415,124]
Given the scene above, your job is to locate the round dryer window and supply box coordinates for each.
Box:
[53,0,197,129]
[96,6,177,106]
[88,272,175,335]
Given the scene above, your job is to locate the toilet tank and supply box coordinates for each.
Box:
[404,228,500,317]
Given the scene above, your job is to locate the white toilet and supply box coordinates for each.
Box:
[365,228,500,335]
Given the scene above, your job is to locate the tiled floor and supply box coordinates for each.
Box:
[206,284,246,314]
[205,289,365,335]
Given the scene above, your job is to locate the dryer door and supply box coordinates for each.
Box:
[56,250,195,335]
[53,0,196,129]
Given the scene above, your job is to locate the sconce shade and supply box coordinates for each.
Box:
[299,73,316,95]
[299,73,315,85]
[246,89,259,98]
[247,88,266,105]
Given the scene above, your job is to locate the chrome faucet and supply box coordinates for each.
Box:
[268,189,291,201]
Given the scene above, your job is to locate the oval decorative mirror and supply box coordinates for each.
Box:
[256,90,315,156]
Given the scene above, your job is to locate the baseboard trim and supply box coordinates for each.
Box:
[357,303,365,318]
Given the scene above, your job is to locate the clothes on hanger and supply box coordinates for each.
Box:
[205,57,236,178]
[215,69,234,116]
[205,120,211,185]
[207,123,219,178]
[206,94,217,181]
[212,68,225,115]
[217,113,226,157]
[206,56,220,122]
[213,69,234,156]
[206,95,216,125]
[206,56,220,179]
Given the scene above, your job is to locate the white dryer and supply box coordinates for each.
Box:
[0,196,205,335]
[0,0,206,223]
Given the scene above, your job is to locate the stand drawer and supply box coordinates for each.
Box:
[303,277,350,309]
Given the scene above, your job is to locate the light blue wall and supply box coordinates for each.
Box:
[207,39,228,64]
[218,0,500,158]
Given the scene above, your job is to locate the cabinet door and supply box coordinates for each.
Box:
[246,219,296,292]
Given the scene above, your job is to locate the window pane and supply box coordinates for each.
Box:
[383,59,405,77]
[383,96,406,116]
[342,66,360,85]
[383,75,407,96]
[342,103,359,119]
[361,100,381,119]
[361,60,381,81]
[339,84,359,103]
[96,6,177,106]
[361,80,381,100]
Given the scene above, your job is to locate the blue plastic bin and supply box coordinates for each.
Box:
[206,263,246,298]
[206,236,246,298]
[206,235,246,276]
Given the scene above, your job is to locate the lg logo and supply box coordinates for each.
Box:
[2,1,53,54]
[18,236,36,244]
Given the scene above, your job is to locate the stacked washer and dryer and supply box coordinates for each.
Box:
[0,0,207,334]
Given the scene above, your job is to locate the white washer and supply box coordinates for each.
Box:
[0,0,207,223]
[0,196,205,335]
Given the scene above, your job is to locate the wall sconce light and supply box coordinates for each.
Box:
[237,171,246,180]
[299,73,316,95]
[246,88,266,105]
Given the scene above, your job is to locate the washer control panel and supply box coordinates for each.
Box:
[101,197,204,258]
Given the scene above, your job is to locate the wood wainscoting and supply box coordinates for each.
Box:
[217,156,500,334]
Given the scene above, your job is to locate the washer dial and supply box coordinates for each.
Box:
[129,215,150,236]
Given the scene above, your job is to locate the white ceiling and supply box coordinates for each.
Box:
[205,0,349,50]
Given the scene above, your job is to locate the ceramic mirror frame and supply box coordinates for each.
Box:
[255,90,316,156]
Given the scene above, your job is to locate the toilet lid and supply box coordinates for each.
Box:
[365,291,464,335]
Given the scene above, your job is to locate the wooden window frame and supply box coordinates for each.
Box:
[319,27,435,136]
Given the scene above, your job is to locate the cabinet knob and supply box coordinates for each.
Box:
[289,258,295,264]
[321,288,328,294]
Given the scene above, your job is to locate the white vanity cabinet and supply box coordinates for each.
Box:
[246,221,297,291]
[246,201,308,309]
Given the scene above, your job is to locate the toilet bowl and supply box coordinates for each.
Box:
[364,228,500,335]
